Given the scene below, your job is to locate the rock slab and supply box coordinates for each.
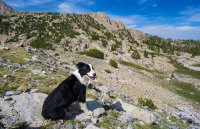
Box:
[0,93,47,128]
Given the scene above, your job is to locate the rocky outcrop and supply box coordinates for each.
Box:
[0,92,47,128]
[112,98,157,124]
[165,105,200,126]
[0,0,16,14]
[89,12,125,30]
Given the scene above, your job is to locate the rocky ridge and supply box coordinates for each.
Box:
[89,12,125,30]
[0,0,16,14]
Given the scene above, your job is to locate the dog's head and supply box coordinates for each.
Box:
[76,62,96,80]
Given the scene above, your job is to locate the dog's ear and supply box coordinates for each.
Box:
[76,62,86,70]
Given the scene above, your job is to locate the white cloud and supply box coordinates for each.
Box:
[136,25,200,40]
[152,4,158,7]
[5,0,54,7]
[179,7,200,22]
[57,0,93,14]
[58,2,87,14]
[138,0,148,5]
[109,13,200,39]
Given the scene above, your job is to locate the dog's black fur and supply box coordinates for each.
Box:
[41,62,96,120]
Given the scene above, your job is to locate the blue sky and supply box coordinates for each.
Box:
[4,0,200,40]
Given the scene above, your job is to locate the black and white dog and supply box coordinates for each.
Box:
[41,62,96,120]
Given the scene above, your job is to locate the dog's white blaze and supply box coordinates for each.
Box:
[87,64,95,77]
[73,70,85,84]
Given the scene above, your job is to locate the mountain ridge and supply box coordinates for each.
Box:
[0,0,16,14]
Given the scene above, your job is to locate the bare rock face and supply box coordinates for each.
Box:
[111,98,157,124]
[165,105,200,126]
[0,93,47,128]
[0,0,16,15]
[89,12,125,30]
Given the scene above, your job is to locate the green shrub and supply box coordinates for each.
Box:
[169,58,200,79]
[54,53,59,56]
[111,40,122,51]
[11,121,28,129]
[65,29,80,38]
[109,59,118,68]
[64,48,68,51]
[104,32,113,40]
[30,38,52,49]
[80,49,104,59]
[99,118,112,129]
[102,39,108,47]
[144,50,149,58]
[169,116,177,122]
[105,69,111,73]
[109,111,120,118]
[91,33,100,40]
[0,114,3,120]
[138,98,157,110]
[131,50,140,59]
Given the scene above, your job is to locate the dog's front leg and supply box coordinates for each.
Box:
[78,102,92,115]
[79,102,88,112]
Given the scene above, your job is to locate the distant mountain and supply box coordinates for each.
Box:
[0,0,16,14]
[0,11,199,56]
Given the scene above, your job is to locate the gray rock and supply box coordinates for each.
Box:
[165,105,200,125]
[5,91,21,96]
[112,99,157,124]
[62,124,75,129]
[87,99,105,117]
[0,57,6,63]
[30,89,39,93]
[75,99,105,121]
[31,55,38,62]
[0,93,47,128]
[32,69,46,76]
[91,118,98,124]
[127,124,133,129]
[75,113,92,121]
[118,112,135,123]
[3,97,12,101]
[188,125,200,129]
[84,124,101,129]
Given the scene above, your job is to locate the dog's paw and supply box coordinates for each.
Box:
[86,110,93,116]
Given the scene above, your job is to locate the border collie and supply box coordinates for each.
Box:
[41,62,96,120]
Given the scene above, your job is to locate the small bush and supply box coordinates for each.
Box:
[30,38,52,49]
[109,110,120,118]
[87,91,98,99]
[64,48,68,51]
[144,50,149,58]
[105,69,111,73]
[11,121,28,129]
[111,40,122,51]
[109,59,118,68]
[65,29,80,38]
[54,53,59,56]
[91,33,100,40]
[131,50,140,59]
[99,118,112,129]
[169,116,177,122]
[80,49,104,59]
[102,39,108,47]
[0,114,3,120]
[138,98,157,110]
